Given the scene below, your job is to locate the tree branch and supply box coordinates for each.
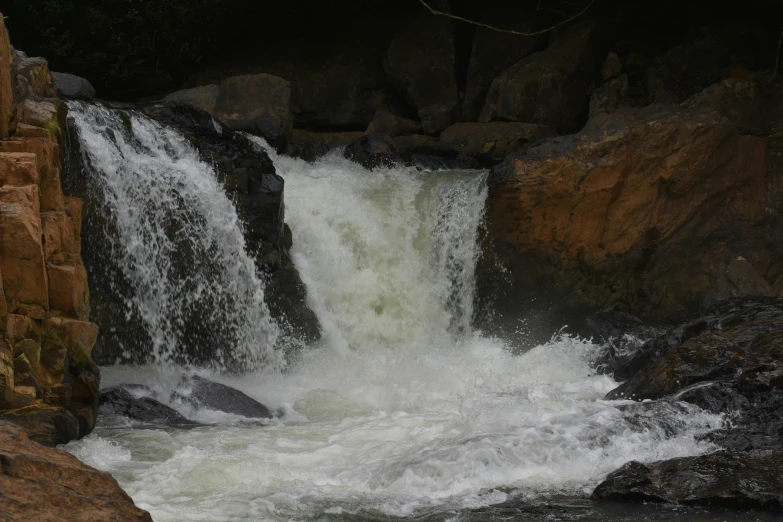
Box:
[416,0,595,37]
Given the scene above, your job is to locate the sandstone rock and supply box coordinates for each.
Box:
[435,122,555,167]
[13,54,56,100]
[384,10,458,133]
[48,317,99,361]
[163,84,219,113]
[0,345,14,407]
[63,197,83,251]
[0,137,65,212]
[47,261,90,320]
[0,185,48,313]
[50,72,96,100]
[100,386,199,427]
[5,314,39,345]
[0,420,153,520]
[13,339,40,369]
[177,375,272,419]
[20,99,57,127]
[41,211,76,265]
[0,407,79,447]
[285,129,364,162]
[366,110,421,137]
[476,104,777,345]
[0,152,38,186]
[344,133,407,170]
[213,73,292,150]
[13,353,42,399]
[0,14,12,139]
[480,21,602,134]
[592,452,783,508]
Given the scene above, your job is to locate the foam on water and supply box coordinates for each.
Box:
[65,134,723,521]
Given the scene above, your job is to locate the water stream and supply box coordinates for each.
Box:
[63,104,748,521]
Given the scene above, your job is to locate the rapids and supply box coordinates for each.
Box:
[64,104,737,521]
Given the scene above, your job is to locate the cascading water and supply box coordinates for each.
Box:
[65,102,282,372]
[65,109,730,521]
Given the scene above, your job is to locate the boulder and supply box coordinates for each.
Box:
[285,129,364,162]
[366,110,421,137]
[475,103,780,347]
[384,9,458,133]
[0,421,153,521]
[50,72,96,100]
[163,84,219,113]
[99,386,199,427]
[344,133,407,170]
[177,376,272,419]
[213,73,292,150]
[434,122,555,167]
[480,21,602,134]
[592,452,783,508]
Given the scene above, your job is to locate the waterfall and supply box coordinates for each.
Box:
[65,102,283,372]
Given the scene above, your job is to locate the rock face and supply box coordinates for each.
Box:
[0,15,100,446]
[384,9,458,134]
[434,122,555,167]
[480,21,602,134]
[476,96,783,346]
[0,420,152,521]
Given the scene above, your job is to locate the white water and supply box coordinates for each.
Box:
[65,113,723,521]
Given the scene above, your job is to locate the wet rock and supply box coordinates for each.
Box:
[592,451,783,508]
[162,84,218,113]
[0,406,79,447]
[606,298,783,401]
[384,7,458,133]
[475,101,782,347]
[480,21,602,134]
[0,420,153,521]
[179,376,272,419]
[99,386,199,427]
[50,72,96,100]
[344,133,407,170]
[284,129,363,162]
[434,122,555,167]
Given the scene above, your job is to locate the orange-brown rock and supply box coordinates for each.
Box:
[0,420,153,521]
[477,102,783,344]
[0,13,11,139]
[1,136,66,211]
[47,260,90,320]
[0,153,38,186]
[0,185,48,314]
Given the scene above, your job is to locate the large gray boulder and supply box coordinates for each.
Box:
[163,84,218,113]
[480,21,602,134]
[51,72,95,100]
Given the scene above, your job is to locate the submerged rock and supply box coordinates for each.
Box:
[592,451,783,508]
[99,386,199,427]
[0,420,153,521]
[178,376,272,419]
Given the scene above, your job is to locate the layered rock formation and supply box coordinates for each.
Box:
[0,14,99,446]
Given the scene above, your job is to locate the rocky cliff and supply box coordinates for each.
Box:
[0,14,99,446]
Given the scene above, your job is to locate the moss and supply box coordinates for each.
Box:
[120,111,132,132]
[42,119,62,136]
[41,329,66,353]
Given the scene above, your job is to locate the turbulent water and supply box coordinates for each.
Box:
[64,108,736,521]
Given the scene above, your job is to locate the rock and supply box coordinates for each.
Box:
[13,53,56,100]
[605,299,783,401]
[0,14,12,139]
[684,78,783,135]
[178,376,272,419]
[366,110,421,137]
[0,420,153,521]
[592,451,783,508]
[600,52,623,82]
[460,8,543,121]
[163,84,218,113]
[589,74,630,119]
[284,129,364,162]
[480,21,602,134]
[344,133,407,170]
[47,261,90,320]
[99,386,199,427]
[384,9,458,133]
[264,266,321,346]
[50,72,96,100]
[213,74,292,150]
[475,103,780,347]
[0,152,38,186]
[20,99,57,127]
[434,122,555,167]
[0,406,79,446]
